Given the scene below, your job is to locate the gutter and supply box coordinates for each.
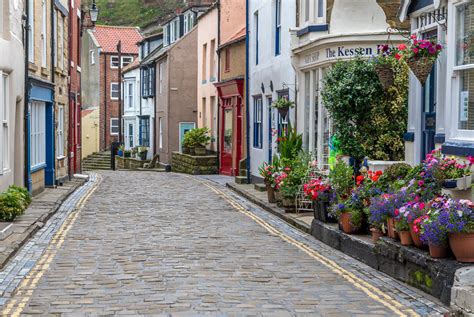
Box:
[245,0,251,184]
[24,1,31,192]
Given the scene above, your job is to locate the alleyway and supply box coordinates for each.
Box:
[1,172,447,316]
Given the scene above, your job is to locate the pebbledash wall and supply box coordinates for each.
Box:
[291,0,405,168]
[400,0,474,164]
[0,0,25,193]
[248,0,296,182]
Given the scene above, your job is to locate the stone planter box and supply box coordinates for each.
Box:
[115,156,151,170]
[171,152,218,175]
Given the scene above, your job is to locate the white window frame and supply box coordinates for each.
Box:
[57,105,65,158]
[0,73,9,174]
[41,0,47,68]
[90,50,95,65]
[315,0,326,23]
[170,21,176,43]
[28,0,34,63]
[448,0,474,141]
[110,56,119,69]
[30,101,46,169]
[121,56,133,67]
[184,14,189,34]
[110,82,119,100]
[126,81,134,109]
[163,25,169,46]
[253,96,263,149]
[110,118,119,135]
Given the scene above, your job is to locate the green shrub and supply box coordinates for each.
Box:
[0,186,31,221]
[384,163,412,182]
[329,159,354,199]
[278,126,303,162]
[183,128,211,147]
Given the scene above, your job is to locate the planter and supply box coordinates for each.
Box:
[274,190,282,202]
[282,197,295,212]
[374,64,394,90]
[410,227,424,248]
[387,217,399,240]
[371,228,384,242]
[399,231,413,246]
[194,147,207,156]
[266,185,276,203]
[442,175,472,191]
[340,211,358,234]
[449,233,474,262]
[277,106,289,119]
[124,152,132,158]
[319,201,336,223]
[312,201,321,220]
[182,146,190,154]
[117,150,124,157]
[407,56,435,85]
[189,147,196,156]
[429,244,449,259]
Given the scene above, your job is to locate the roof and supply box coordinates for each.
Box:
[92,25,143,54]
[220,26,246,49]
[123,59,140,73]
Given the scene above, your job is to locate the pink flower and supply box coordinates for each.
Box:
[418,180,424,187]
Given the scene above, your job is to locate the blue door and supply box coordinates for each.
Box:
[179,122,196,152]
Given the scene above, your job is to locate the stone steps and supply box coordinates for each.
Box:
[83,151,112,171]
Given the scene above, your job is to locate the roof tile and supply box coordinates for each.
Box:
[93,25,143,54]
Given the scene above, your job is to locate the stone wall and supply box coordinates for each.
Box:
[115,156,151,170]
[171,152,218,175]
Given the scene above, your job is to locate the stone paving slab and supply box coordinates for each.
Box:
[0,171,450,316]
[0,178,86,270]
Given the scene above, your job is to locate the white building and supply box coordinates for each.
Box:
[291,0,405,167]
[248,0,297,182]
[122,61,140,151]
[0,0,25,192]
[400,0,474,163]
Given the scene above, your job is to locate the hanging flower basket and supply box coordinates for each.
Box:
[407,57,435,85]
[272,97,294,119]
[278,106,289,118]
[374,64,395,90]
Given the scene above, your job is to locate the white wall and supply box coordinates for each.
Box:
[248,0,297,180]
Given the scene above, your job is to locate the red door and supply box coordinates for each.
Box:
[220,98,233,175]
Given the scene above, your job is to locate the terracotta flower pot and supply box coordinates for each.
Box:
[387,217,399,240]
[266,185,276,203]
[399,231,413,246]
[449,233,474,262]
[371,228,384,242]
[410,227,424,248]
[429,244,449,258]
[340,212,358,234]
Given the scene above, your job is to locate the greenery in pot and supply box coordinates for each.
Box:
[278,152,311,199]
[272,97,294,110]
[185,128,211,148]
[124,150,132,158]
[328,159,354,200]
[0,186,32,221]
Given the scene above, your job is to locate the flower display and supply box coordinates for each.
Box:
[399,35,443,61]
[303,178,332,201]
[258,163,279,188]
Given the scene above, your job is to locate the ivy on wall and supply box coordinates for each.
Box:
[322,56,408,161]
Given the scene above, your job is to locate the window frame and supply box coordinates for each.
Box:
[159,117,163,149]
[28,0,34,63]
[110,82,119,100]
[110,118,119,135]
[57,105,65,158]
[30,101,46,169]
[0,73,9,174]
[253,96,263,149]
[255,11,259,65]
[275,0,281,56]
[90,50,95,65]
[110,56,119,69]
[224,48,230,72]
[126,81,134,109]
[41,0,47,68]
[121,56,133,68]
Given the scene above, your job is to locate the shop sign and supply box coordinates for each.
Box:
[302,44,381,66]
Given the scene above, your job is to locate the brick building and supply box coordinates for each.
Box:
[81,25,142,152]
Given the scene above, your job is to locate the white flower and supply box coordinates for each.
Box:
[457,210,463,217]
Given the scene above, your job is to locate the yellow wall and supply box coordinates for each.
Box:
[81,107,100,158]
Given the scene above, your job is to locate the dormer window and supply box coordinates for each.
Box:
[300,0,326,26]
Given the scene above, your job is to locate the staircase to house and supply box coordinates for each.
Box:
[82,151,112,171]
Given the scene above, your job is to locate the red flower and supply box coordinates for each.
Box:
[398,43,407,51]
[356,175,365,185]
[395,53,402,60]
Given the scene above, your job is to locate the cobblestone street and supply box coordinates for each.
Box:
[1,171,448,316]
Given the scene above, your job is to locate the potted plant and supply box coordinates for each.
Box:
[395,211,413,246]
[398,35,443,85]
[186,128,210,156]
[373,45,398,90]
[367,196,389,242]
[420,197,451,258]
[398,201,426,248]
[124,150,132,158]
[258,162,278,203]
[117,145,125,157]
[182,133,191,154]
[138,146,148,160]
[272,97,294,119]
[331,191,364,234]
[446,199,474,262]
[303,177,334,222]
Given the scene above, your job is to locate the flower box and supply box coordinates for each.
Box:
[442,175,472,191]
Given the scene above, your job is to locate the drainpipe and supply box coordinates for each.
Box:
[216,1,221,168]
[51,3,57,186]
[23,2,31,192]
[103,54,107,150]
[245,0,251,184]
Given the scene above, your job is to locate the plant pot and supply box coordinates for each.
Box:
[277,106,289,119]
[442,175,472,191]
[399,231,413,246]
[274,190,282,202]
[374,64,394,90]
[387,217,399,240]
[429,244,449,258]
[189,147,196,156]
[410,227,424,248]
[117,150,124,157]
[282,197,295,212]
[194,147,207,156]
[266,185,276,203]
[449,233,474,262]
[139,151,147,160]
[182,146,190,154]
[312,201,321,220]
[340,211,358,234]
[124,152,131,158]
[319,201,336,223]
[371,228,384,242]
[407,56,435,85]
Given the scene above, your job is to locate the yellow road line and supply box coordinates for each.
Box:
[2,175,102,316]
[194,177,419,317]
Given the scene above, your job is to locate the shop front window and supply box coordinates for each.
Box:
[455,2,474,130]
